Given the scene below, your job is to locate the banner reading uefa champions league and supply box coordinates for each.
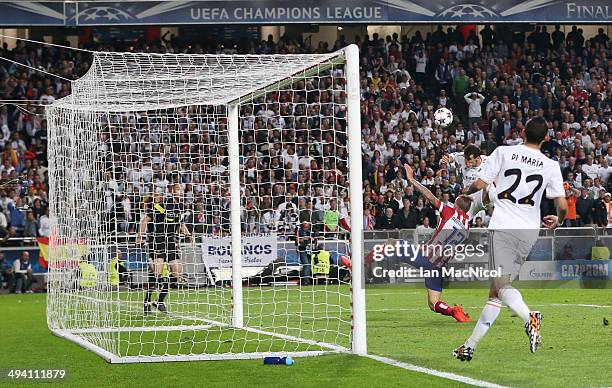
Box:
[0,0,610,26]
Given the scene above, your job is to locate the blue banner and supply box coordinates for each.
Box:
[557,260,611,280]
[0,1,610,26]
[68,1,612,25]
[0,1,64,26]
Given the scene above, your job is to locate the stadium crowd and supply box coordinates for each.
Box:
[0,24,610,245]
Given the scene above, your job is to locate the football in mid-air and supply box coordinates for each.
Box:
[434,107,453,128]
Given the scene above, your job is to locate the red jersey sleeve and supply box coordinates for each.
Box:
[439,203,455,221]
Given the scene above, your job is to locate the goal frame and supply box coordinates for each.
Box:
[47,44,366,363]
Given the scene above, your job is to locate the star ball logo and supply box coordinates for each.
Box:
[382,0,561,21]
[437,4,498,18]
[77,6,134,22]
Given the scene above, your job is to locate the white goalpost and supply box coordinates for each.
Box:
[45,44,365,363]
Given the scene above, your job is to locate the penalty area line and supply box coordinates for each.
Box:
[366,354,509,388]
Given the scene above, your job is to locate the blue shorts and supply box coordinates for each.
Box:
[381,244,445,292]
[412,254,444,292]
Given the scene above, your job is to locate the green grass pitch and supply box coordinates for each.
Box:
[2,285,611,387]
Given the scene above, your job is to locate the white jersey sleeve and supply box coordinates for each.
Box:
[545,163,565,198]
[466,184,497,219]
[487,184,497,203]
[477,148,501,184]
[467,190,484,219]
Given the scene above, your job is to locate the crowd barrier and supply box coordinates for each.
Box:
[3,228,610,283]
[364,227,612,261]
[363,227,612,283]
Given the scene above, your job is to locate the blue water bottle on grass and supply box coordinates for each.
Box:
[263,356,294,365]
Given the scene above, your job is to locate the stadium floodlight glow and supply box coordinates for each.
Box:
[45,44,365,363]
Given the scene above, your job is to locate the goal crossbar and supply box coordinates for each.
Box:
[51,51,346,112]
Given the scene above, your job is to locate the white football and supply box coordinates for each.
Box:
[434,107,453,128]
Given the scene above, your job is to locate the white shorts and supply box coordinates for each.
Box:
[490,229,539,280]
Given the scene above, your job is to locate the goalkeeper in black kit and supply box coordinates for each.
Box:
[136,183,193,313]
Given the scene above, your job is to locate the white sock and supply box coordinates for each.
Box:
[465,298,502,349]
[498,286,530,323]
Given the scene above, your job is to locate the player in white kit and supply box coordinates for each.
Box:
[453,117,567,361]
[443,144,494,219]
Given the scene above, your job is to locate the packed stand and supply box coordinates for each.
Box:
[0,25,610,247]
[356,25,611,230]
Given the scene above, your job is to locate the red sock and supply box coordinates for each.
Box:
[434,301,453,316]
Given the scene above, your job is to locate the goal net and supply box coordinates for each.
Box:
[45,45,365,363]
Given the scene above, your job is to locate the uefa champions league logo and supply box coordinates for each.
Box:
[77,6,134,22]
[437,4,498,18]
[73,2,194,23]
[384,0,559,20]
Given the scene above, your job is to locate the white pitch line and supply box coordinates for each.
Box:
[367,291,420,296]
[538,303,612,308]
[367,303,612,313]
[367,307,421,312]
[367,354,509,388]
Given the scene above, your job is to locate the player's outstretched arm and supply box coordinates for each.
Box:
[542,197,568,229]
[464,178,488,196]
[481,184,497,207]
[543,163,569,229]
[404,164,440,208]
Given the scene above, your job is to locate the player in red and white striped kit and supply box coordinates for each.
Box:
[364,164,474,322]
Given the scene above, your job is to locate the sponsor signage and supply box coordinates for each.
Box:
[519,261,559,281]
[0,1,609,26]
[201,234,278,268]
[557,259,611,280]
[519,260,611,280]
